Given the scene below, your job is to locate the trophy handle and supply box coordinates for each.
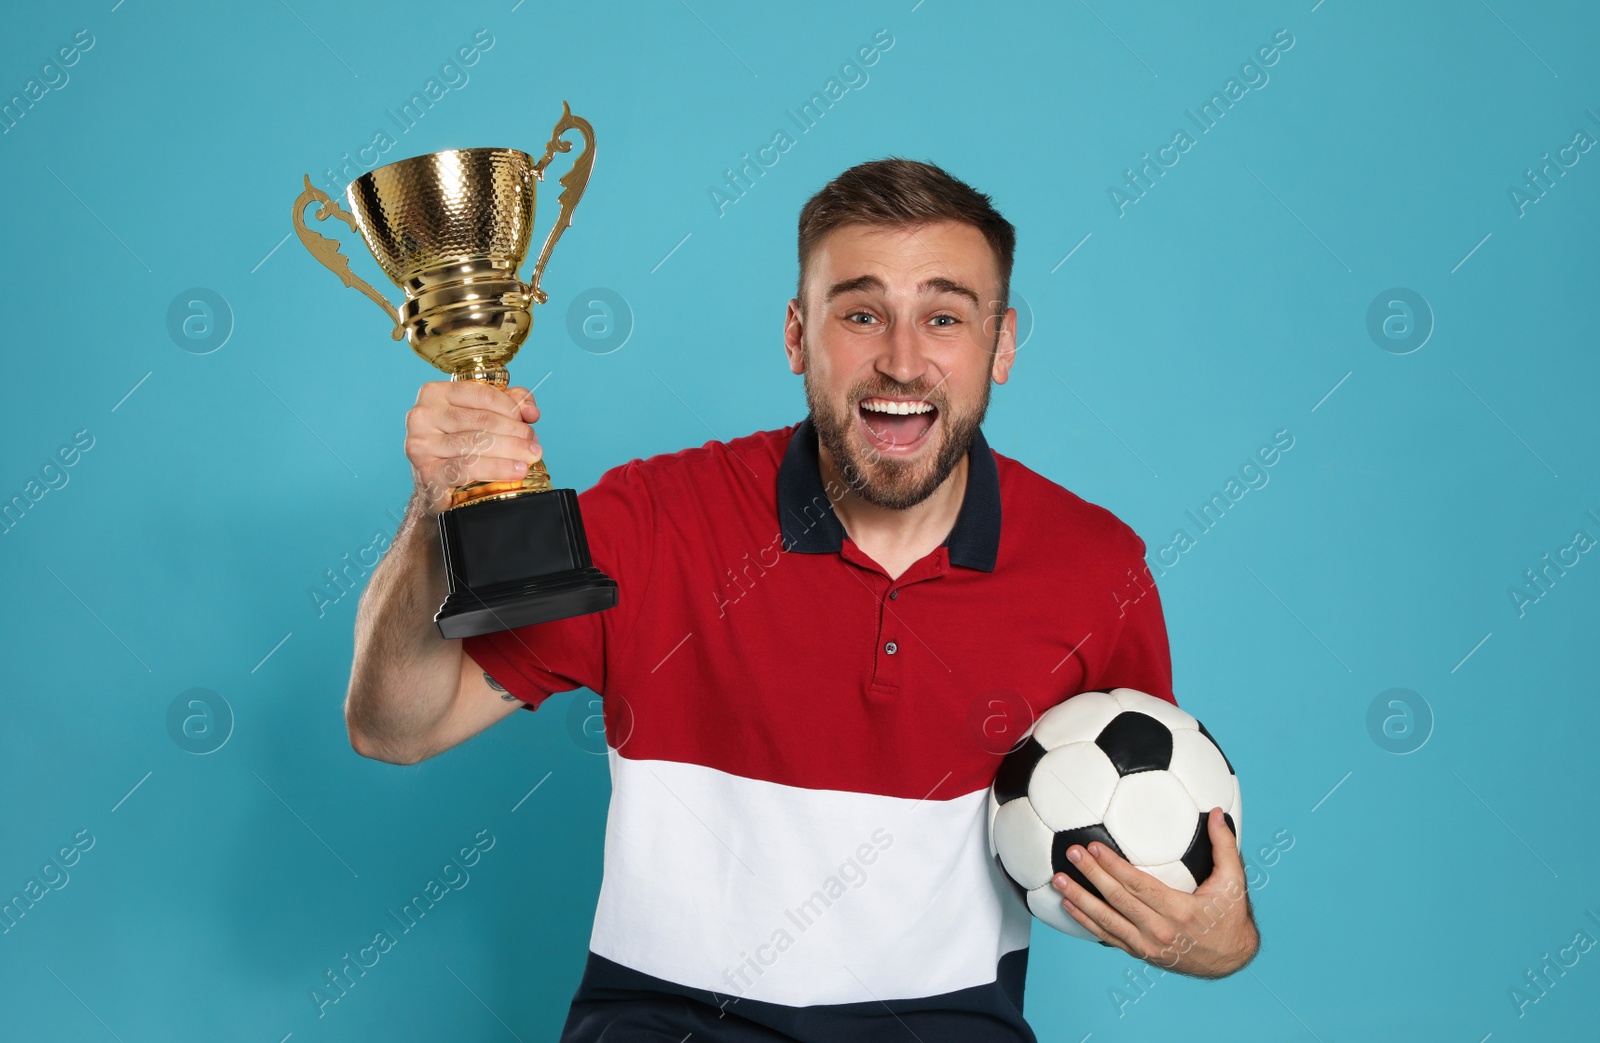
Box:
[523,101,596,306]
[291,175,405,341]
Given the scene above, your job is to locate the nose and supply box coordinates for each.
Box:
[875,315,928,389]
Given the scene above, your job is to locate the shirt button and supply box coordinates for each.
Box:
[885,641,898,655]
[889,590,898,600]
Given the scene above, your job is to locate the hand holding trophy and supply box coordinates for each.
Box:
[291,101,618,639]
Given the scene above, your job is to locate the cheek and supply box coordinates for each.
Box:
[944,351,995,397]
[800,348,858,402]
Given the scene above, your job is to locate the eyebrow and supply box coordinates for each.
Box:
[822,274,982,309]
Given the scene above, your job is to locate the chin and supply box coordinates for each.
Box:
[839,430,951,509]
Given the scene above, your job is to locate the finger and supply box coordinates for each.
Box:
[1196,807,1247,895]
[425,451,534,489]
[421,400,536,442]
[1064,843,1159,932]
[413,429,539,468]
[417,378,525,419]
[1085,842,1181,919]
[1054,889,1125,951]
[408,437,535,494]
[1051,860,1143,948]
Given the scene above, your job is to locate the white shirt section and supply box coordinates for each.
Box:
[589,749,1033,1007]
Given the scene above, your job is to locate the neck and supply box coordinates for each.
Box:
[817,442,969,579]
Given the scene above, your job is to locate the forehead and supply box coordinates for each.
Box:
[805,220,999,298]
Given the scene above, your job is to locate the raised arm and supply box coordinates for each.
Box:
[344,380,544,765]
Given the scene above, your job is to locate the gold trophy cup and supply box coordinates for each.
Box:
[291,101,617,639]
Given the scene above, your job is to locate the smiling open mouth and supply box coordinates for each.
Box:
[857,396,938,451]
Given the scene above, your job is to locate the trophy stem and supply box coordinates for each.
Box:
[448,364,554,509]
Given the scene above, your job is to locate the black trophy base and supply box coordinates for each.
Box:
[433,487,618,640]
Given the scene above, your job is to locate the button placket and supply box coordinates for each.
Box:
[870,578,905,694]
[875,587,908,688]
[865,550,945,699]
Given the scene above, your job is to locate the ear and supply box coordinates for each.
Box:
[990,306,1018,385]
[784,298,806,375]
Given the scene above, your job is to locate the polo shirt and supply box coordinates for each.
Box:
[463,416,1176,1042]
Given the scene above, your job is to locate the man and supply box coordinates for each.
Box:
[346,158,1258,1041]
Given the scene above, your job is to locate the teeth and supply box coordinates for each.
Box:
[860,398,935,415]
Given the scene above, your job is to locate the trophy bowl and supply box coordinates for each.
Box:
[345,147,538,374]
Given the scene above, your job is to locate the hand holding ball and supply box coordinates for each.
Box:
[988,688,1241,941]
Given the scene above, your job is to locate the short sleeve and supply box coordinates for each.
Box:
[1090,529,1176,705]
[461,457,656,710]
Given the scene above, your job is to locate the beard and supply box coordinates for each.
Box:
[804,347,992,511]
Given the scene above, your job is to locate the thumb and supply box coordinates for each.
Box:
[505,386,540,421]
[1196,806,1244,894]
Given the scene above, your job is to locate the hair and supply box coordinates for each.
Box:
[796,157,1016,316]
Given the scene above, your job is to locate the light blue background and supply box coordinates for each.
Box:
[3,1,1597,1039]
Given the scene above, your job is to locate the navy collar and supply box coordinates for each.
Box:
[776,416,1001,572]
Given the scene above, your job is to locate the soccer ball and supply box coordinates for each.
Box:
[987,688,1241,940]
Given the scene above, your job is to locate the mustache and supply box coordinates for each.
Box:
[850,380,947,409]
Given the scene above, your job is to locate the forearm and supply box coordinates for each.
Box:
[345,491,461,762]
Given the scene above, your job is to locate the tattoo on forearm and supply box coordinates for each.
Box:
[483,671,518,702]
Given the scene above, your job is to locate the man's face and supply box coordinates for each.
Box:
[784,220,1016,509]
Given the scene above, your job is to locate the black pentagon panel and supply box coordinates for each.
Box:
[995,852,1029,908]
[993,736,1048,805]
[1094,711,1173,776]
[1178,810,1238,887]
[1197,719,1235,775]
[1049,824,1126,904]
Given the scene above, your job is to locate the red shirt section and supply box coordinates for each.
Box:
[463,419,1174,801]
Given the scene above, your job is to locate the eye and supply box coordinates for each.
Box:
[846,311,879,325]
[929,314,959,327]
